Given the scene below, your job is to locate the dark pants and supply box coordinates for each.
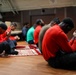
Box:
[7,39,17,49]
[0,41,11,54]
[12,40,17,46]
[47,50,76,70]
[28,40,34,44]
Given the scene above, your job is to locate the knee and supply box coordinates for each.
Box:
[2,41,8,44]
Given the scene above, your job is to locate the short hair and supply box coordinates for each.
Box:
[0,23,7,30]
[62,17,74,28]
[36,19,43,25]
[11,22,17,27]
[52,17,60,24]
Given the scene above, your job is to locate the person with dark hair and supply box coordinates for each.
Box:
[0,22,18,55]
[35,19,44,26]
[42,17,76,69]
[26,19,43,44]
[34,19,44,46]
[6,22,19,40]
[22,22,30,40]
[0,23,18,56]
[38,17,60,52]
[26,25,36,44]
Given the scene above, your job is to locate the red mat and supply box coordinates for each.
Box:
[11,44,41,56]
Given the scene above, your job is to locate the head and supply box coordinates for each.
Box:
[36,19,44,26]
[10,22,17,31]
[50,17,60,26]
[23,22,30,28]
[0,23,7,34]
[59,17,74,33]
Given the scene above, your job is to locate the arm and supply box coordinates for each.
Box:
[5,27,11,39]
[69,30,76,45]
[56,32,73,52]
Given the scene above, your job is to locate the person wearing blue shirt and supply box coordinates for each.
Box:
[22,22,30,40]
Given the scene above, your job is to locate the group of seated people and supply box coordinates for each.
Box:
[25,17,76,70]
[0,17,76,70]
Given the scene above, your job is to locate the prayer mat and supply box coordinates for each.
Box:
[10,44,41,56]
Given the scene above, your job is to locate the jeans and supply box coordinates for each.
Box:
[7,39,17,49]
[28,40,34,44]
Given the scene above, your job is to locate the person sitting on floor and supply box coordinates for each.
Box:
[22,22,30,40]
[26,19,44,44]
[0,22,19,55]
[38,17,60,52]
[34,19,44,47]
[26,24,36,44]
[0,23,18,56]
[42,17,76,70]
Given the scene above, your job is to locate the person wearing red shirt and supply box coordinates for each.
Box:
[38,18,60,52]
[42,17,76,69]
[34,19,44,46]
[0,23,16,56]
[0,22,18,55]
[0,22,18,42]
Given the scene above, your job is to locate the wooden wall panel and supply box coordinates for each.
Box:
[2,12,21,23]
[30,14,55,26]
[56,8,65,21]
[67,7,76,39]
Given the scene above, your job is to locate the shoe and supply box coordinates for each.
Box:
[8,49,18,55]
[10,51,18,55]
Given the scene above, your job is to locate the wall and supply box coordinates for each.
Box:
[2,11,21,22]
[67,7,76,39]
[1,6,76,39]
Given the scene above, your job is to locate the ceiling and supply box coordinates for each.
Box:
[0,0,76,14]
